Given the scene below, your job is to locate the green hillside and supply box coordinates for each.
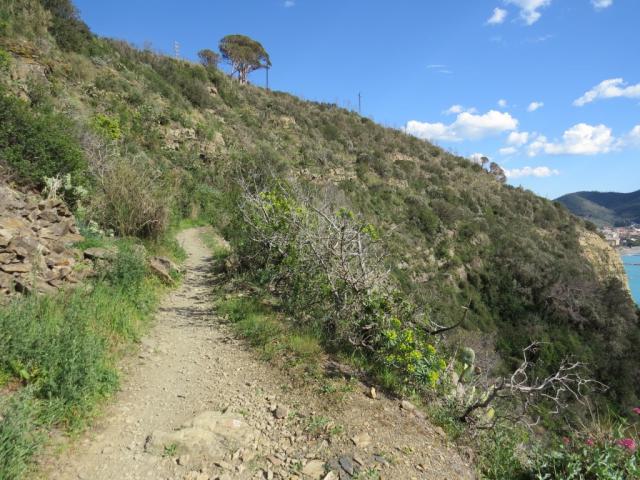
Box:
[557,190,640,226]
[1,1,639,477]
[1,0,638,413]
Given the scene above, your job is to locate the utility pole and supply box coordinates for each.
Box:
[358,92,362,115]
[173,41,180,59]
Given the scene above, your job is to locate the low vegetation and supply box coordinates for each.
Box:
[0,242,163,478]
[0,0,638,477]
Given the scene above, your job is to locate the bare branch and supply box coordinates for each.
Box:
[459,342,607,426]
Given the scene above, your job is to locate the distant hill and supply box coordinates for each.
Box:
[556,189,640,226]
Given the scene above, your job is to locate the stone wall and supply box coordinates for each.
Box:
[0,183,89,302]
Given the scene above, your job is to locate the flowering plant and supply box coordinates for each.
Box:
[534,410,640,479]
[377,316,446,390]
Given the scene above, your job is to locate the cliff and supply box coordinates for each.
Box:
[579,230,629,289]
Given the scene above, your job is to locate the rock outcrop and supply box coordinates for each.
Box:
[144,411,257,470]
[0,183,89,301]
[579,230,629,289]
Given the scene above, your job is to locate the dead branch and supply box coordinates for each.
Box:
[459,342,606,426]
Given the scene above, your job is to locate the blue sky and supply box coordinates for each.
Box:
[74,0,639,198]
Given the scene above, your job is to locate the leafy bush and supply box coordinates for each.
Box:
[0,93,86,190]
[377,316,447,389]
[476,426,531,480]
[91,114,122,141]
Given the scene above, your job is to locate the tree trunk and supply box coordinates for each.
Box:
[239,66,249,84]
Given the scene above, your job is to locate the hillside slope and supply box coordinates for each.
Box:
[557,189,640,226]
[0,0,638,418]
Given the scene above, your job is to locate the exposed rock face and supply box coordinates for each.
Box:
[0,183,89,301]
[579,230,629,289]
[163,127,197,151]
[163,126,226,162]
[144,411,256,469]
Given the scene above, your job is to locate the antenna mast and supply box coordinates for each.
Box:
[174,41,180,59]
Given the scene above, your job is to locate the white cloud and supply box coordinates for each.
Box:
[498,99,508,108]
[406,110,519,142]
[444,105,478,115]
[427,64,453,74]
[574,78,640,106]
[526,34,554,43]
[284,0,295,6]
[592,0,613,10]
[527,101,544,112]
[469,153,490,165]
[407,121,459,142]
[444,105,463,115]
[487,7,508,25]
[626,125,640,146]
[505,0,552,25]
[499,147,518,156]
[507,131,530,146]
[505,166,560,178]
[528,123,617,156]
[455,110,519,139]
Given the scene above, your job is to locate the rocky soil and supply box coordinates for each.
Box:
[40,228,474,480]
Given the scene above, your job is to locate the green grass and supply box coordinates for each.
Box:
[215,294,324,367]
[0,390,42,480]
[206,230,325,369]
[198,229,231,261]
[0,241,163,479]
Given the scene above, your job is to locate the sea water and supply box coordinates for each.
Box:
[623,255,640,306]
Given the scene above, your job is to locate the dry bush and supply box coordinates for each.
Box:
[91,155,170,239]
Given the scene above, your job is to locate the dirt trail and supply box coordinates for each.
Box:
[42,227,474,480]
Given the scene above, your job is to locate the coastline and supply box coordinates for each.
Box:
[618,246,640,256]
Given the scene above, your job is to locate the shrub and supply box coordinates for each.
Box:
[92,156,170,239]
[147,56,213,108]
[91,114,122,141]
[0,0,50,40]
[0,93,86,190]
[232,183,447,393]
[376,315,447,390]
[476,426,531,480]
